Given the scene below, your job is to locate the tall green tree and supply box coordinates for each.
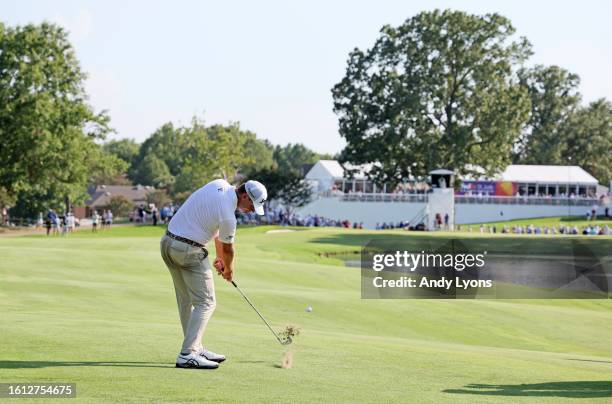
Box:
[249,168,312,214]
[272,143,330,174]
[332,10,532,186]
[130,123,186,184]
[0,22,114,216]
[240,136,275,177]
[171,119,232,193]
[0,187,16,216]
[561,99,612,184]
[206,123,255,181]
[137,154,175,189]
[514,65,581,163]
[103,138,140,168]
[134,118,275,194]
[87,149,130,186]
[173,163,213,195]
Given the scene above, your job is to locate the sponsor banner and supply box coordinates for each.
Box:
[457,181,517,196]
[495,181,517,196]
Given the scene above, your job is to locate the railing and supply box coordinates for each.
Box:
[408,207,428,228]
[316,192,603,207]
[339,193,428,203]
[454,195,600,206]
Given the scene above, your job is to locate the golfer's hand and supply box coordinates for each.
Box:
[213,257,232,281]
[213,257,224,275]
[221,268,233,282]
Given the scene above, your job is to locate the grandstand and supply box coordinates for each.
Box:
[297,160,610,229]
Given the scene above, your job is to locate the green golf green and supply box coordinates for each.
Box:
[462,215,612,230]
[1,225,611,402]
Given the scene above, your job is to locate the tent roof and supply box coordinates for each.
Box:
[430,169,454,175]
[305,161,599,185]
[499,165,598,184]
[305,160,345,180]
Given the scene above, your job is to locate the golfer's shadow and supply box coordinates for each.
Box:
[443,381,612,398]
[0,360,171,369]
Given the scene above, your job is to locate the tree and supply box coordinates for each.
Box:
[107,195,133,218]
[137,154,174,189]
[134,118,274,194]
[0,187,16,216]
[272,143,328,174]
[332,10,532,187]
[277,174,313,214]
[206,123,255,181]
[146,189,172,208]
[0,22,113,217]
[171,120,217,194]
[173,165,212,195]
[239,136,275,177]
[249,168,312,214]
[514,65,581,163]
[561,99,612,184]
[88,149,130,186]
[172,191,192,206]
[130,123,186,185]
[103,139,140,168]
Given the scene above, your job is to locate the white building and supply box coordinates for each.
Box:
[296,161,608,228]
[496,165,599,197]
[305,160,345,193]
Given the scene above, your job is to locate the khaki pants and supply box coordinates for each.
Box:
[160,235,216,354]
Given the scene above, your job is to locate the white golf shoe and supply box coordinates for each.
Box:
[199,349,226,363]
[175,352,219,369]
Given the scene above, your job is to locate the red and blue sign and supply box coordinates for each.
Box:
[457,181,517,196]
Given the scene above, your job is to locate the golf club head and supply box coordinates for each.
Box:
[280,336,292,345]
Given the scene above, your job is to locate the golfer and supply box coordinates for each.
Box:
[160,179,267,369]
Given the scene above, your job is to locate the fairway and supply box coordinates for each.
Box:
[1,226,611,403]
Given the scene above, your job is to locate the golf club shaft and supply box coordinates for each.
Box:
[231,281,284,343]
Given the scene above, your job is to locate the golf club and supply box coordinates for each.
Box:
[231,281,292,345]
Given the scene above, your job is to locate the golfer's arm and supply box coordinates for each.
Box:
[220,242,235,274]
[214,236,224,259]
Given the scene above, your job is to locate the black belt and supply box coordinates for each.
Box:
[166,231,208,257]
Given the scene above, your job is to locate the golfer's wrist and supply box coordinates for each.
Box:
[222,257,233,271]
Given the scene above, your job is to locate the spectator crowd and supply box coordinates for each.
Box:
[42,209,78,236]
[128,203,177,226]
[469,223,612,236]
[238,207,362,229]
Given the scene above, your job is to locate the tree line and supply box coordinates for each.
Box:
[333,9,611,188]
[3,11,611,218]
[101,125,329,210]
[0,22,329,217]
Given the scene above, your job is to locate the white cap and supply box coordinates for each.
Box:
[245,180,267,215]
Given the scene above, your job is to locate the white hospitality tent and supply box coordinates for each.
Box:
[305,160,384,193]
[496,165,599,196]
[305,160,345,193]
[305,161,602,197]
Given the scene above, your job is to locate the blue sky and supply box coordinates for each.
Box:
[4,0,611,154]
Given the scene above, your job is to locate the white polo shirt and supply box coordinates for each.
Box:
[168,179,238,245]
